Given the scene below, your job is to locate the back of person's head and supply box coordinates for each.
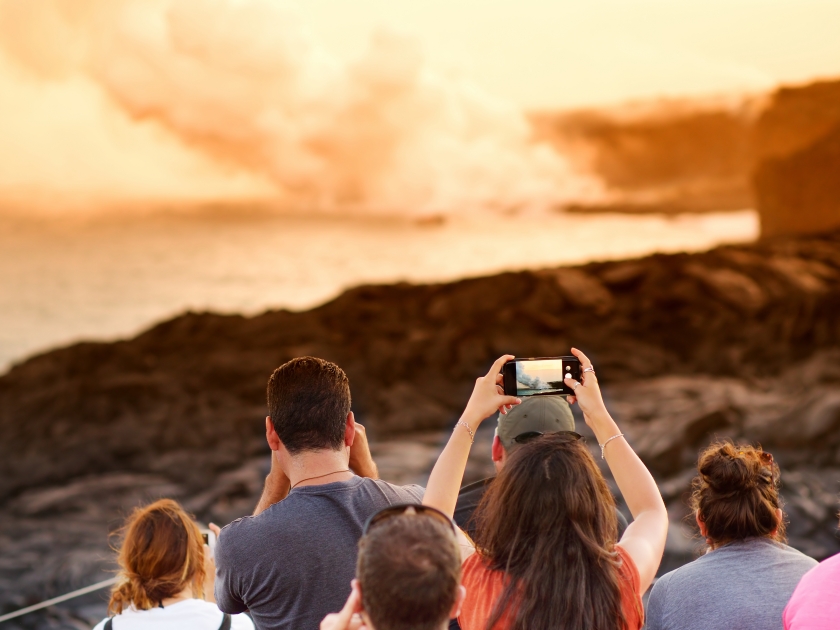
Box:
[357,514,461,630]
[691,440,784,546]
[108,499,205,614]
[495,396,575,454]
[474,432,626,630]
[267,356,351,453]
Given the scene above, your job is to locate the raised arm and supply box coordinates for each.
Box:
[348,421,378,479]
[253,452,291,516]
[564,348,668,592]
[423,355,521,517]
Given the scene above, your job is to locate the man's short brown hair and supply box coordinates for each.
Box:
[357,515,461,630]
[266,357,351,453]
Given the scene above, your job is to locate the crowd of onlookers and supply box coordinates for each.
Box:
[93,352,840,630]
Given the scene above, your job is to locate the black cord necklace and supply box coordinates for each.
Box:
[290,469,352,489]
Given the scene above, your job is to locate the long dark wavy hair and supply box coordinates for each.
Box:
[473,432,628,630]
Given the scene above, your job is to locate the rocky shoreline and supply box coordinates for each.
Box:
[2,228,840,627]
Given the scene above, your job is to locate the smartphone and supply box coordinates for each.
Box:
[502,357,581,397]
[200,528,216,559]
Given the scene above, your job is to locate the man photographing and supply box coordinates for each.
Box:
[214,357,423,630]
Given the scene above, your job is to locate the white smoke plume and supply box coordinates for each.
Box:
[0,0,603,215]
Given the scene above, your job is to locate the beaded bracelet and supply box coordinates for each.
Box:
[599,433,625,459]
[455,421,475,444]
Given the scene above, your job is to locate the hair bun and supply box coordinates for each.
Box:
[691,441,784,546]
[699,447,757,492]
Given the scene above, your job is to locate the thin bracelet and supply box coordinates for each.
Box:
[599,433,625,459]
[455,421,475,444]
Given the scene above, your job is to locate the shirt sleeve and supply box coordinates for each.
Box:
[644,576,667,630]
[401,483,425,502]
[214,524,249,614]
[782,600,793,630]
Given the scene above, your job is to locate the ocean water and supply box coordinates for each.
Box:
[0,209,758,373]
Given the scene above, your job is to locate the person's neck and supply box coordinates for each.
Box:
[361,613,449,630]
[160,586,193,607]
[286,449,353,489]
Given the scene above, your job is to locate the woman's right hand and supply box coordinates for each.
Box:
[460,354,521,426]
[422,355,520,518]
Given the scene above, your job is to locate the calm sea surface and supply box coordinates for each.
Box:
[0,209,758,372]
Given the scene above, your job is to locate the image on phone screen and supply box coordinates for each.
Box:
[515,359,567,396]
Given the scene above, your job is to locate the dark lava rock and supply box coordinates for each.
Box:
[3,230,840,627]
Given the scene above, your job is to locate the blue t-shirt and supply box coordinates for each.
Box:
[645,538,817,630]
[215,476,423,630]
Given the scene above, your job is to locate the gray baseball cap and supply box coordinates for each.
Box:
[496,396,575,451]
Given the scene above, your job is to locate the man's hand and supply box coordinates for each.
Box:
[320,582,366,630]
[460,355,521,426]
[203,527,218,603]
[253,452,291,516]
[349,423,378,479]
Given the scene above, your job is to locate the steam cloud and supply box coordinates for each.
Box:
[516,362,545,390]
[0,0,602,215]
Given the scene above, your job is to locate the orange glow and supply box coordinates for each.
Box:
[0,0,838,211]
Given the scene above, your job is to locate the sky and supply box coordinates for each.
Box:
[293,0,840,108]
[1,0,839,208]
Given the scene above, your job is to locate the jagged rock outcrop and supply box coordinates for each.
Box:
[3,230,840,503]
[3,230,840,627]
[751,79,840,162]
[755,121,840,237]
[752,78,840,238]
[533,77,840,225]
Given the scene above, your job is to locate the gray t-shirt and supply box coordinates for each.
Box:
[645,538,817,630]
[215,476,424,630]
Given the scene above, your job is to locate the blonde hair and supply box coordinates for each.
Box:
[108,499,206,614]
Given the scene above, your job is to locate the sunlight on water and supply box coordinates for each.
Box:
[0,209,757,372]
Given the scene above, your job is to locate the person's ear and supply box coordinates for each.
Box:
[344,411,356,448]
[353,579,374,628]
[491,435,506,465]
[449,585,467,619]
[695,510,708,538]
[266,416,281,451]
[351,579,362,605]
[770,508,783,536]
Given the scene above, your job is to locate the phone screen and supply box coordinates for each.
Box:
[200,529,216,556]
[514,358,569,396]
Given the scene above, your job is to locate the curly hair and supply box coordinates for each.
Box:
[108,499,206,614]
[690,441,785,547]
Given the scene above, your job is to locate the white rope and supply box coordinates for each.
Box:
[0,577,116,624]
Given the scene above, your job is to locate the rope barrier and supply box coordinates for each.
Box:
[0,577,116,624]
